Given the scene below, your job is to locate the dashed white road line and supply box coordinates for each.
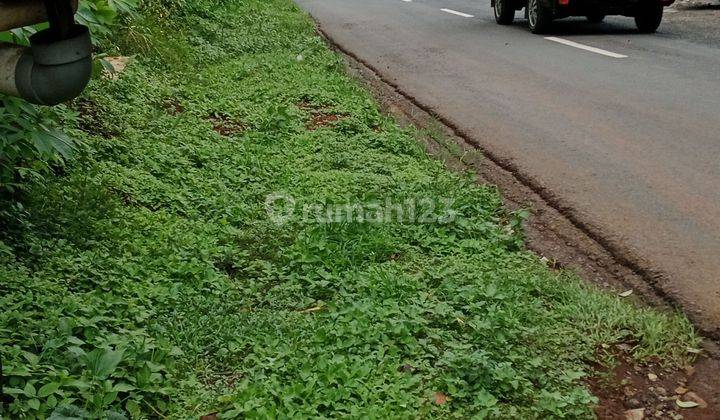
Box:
[402,4,623,58]
[544,37,628,58]
[441,8,474,18]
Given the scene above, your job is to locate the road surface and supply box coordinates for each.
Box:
[295,0,720,333]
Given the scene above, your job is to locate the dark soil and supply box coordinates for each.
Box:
[297,101,345,130]
[589,352,720,419]
[73,98,119,138]
[307,113,341,130]
[207,112,245,137]
[161,97,185,115]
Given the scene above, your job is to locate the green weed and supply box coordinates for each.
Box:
[0,0,699,418]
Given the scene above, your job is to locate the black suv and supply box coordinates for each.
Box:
[493,0,675,33]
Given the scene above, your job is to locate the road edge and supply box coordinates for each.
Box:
[310,22,720,349]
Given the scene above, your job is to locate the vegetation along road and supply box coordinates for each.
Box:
[0,0,717,418]
[295,0,720,339]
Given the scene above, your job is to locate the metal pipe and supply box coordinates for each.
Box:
[0,0,79,33]
[44,0,76,39]
[0,24,92,105]
[0,43,23,96]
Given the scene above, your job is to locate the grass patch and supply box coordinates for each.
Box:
[0,0,699,418]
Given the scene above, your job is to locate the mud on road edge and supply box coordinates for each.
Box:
[310,21,720,419]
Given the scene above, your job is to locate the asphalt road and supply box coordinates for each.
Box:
[295,0,720,331]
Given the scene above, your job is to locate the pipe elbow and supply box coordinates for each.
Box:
[15,24,92,106]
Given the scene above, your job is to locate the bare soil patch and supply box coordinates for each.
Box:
[297,101,345,130]
[73,98,119,138]
[208,112,245,137]
[589,351,720,419]
[161,97,185,115]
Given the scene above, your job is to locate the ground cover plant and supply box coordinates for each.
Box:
[0,0,699,418]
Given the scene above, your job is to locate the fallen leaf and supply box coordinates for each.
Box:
[676,400,699,409]
[200,413,218,420]
[434,392,448,405]
[103,56,132,80]
[683,391,708,408]
[619,290,634,297]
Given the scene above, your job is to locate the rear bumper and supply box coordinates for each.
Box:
[550,0,674,15]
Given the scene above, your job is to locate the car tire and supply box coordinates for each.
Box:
[635,2,663,33]
[528,0,552,34]
[586,13,605,23]
[494,0,516,24]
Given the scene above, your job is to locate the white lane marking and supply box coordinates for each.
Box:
[544,37,628,58]
[441,8,474,18]
[401,0,412,2]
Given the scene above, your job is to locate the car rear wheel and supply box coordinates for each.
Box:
[494,0,516,24]
[635,2,663,33]
[586,13,605,23]
[528,0,552,33]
